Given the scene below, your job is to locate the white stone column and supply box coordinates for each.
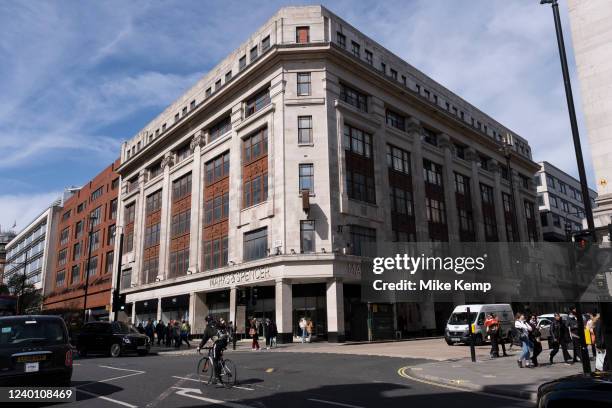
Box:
[156,297,162,322]
[189,292,208,334]
[407,119,429,241]
[275,278,293,343]
[229,287,237,325]
[130,302,136,325]
[326,278,345,342]
[491,160,508,241]
[159,153,174,279]
[466,148,485,241]
[440,134,460,242]
[133,171,147,285]
[189,133,205,273]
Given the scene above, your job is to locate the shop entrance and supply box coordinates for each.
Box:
[161,294,189,323]
[292,283,327,339]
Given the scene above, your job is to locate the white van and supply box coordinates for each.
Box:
[445,304,514,345]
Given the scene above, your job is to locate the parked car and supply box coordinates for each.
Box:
[77,321,150,357]
[0,315,73,386]
[445,304,514,345]
[537,371,612,407]
[537,313,569,341]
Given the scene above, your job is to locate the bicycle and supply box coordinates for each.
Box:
[196,345,237,389]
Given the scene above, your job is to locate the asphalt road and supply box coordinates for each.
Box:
[55,349,534,408]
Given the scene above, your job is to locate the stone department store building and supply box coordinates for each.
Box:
[113,6,541,342]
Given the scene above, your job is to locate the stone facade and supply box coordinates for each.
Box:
[112,6,541,341]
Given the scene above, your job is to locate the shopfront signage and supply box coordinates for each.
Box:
[209,267,271,288]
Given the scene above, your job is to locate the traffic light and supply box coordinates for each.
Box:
[573,230,594,250]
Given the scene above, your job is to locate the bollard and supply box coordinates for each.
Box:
[467,307,476,362]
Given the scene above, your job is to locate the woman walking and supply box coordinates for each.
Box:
[250,319,260,351]
[515,313,533,368]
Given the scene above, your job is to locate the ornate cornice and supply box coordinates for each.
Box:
[190,131,206,152]
[161,153,174,169]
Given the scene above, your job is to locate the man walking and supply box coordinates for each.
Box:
[155,320,166,346]
[180,320,191,347]
[549,313,571,364]
[567,307,581,363]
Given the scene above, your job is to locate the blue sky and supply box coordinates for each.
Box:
[0,0,592,230]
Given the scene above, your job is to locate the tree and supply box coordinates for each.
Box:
[7,273,41,314]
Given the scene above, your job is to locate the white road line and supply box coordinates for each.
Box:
[171,375,254,391]
[307,398,365,408]
[98,365,145,373]
[76,388,138,408]
[172,387,253,408]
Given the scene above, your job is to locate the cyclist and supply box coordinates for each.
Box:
[197,315,230,383]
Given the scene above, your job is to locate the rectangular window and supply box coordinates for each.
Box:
[215,79,222,90]
[458,208,475,234]
[73,242,81,261]
[89,230,100,251]
[243,174,268,208]
[146,190,162,213]
[344,124,372,158]
[172,173,192,202]
[90,206,102,226]
[425,197,446,224]
[56,270,65,288]
[174,113,180,122]
[244,227,268,261]
[175,143,192,162]
[58,249,67,266]
[205,151,230,185]
[336,32,346,48]
[209,115,232,142]
[422,128,439,146]
[148,162,162,179]
[250,45,258,61]
[182,106,187,116]
[124,203,136,224]
[190,100,196,110]
[385,109,405,131]
[351,41,360,57]
[299,164,314,193]
[87,256,98,277]
[262,35,270,52]
[401,75,407,86]
[172,209,192,236]
[340,83,367,112]
[60,228,69,245]
[349,225,376,257]
[243,128,268,163]
[454,172,469,195]
[423,160,443,186]
[77,202,84,213]
[225,71,232,82]
[105,251,114,274]
[296,26,310,43]
[390,69,397,80]
[365,49,373,65]
[381,62,386,74]
[71,265,80,285]
[75,221,83,239]
[169,249,188,278]
[298,116,313,144]
[109,198,118,220]
[386,145,410,174]
[297,72,311,96]
[300,220,315,253]
[245,87,270,117]
[124,230,134,253]
[239,55,246,70]
[480,183,494,205]
[91,186,103,202]
[390,186,413,216]
[62,210,71,222]
[143,223,160,248]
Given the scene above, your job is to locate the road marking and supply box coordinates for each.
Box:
[76,388,138,408]
[265,368,274,373]
[307,398,365,408]
[172,387,253,408]
[397,366,528,403]
[99,365,145,373]
[171,375,254,391]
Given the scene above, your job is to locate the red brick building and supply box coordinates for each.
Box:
[43,159,120,321]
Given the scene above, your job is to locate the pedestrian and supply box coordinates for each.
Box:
[173,320,181,348]
[249,318,260,351]
[567,307,581,363]
[306,319,313,342]
[299,318,307,343]
[515,313,533,368]
[264,319,274,349]
[485,313,506,358]
[528,315,542,367]
[228,321,236,350]
[166,320,174,347]
[586,313,597,358]
[270,319,278,348]
[593,314,609,371]
[180,320,191,347]
[137,322,145,334]
[549,313,571,364]
[145,318,154,344]
[156,320,166,345]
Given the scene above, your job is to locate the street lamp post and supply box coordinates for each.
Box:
[82,214,97,324]
[541,0,593,374]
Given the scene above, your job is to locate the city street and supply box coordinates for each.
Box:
[60,346,533,408]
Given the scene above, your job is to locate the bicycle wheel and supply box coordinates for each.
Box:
[196,357,214,386]
[219,359,237,388]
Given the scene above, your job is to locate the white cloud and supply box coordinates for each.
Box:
[0,191,62,232]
